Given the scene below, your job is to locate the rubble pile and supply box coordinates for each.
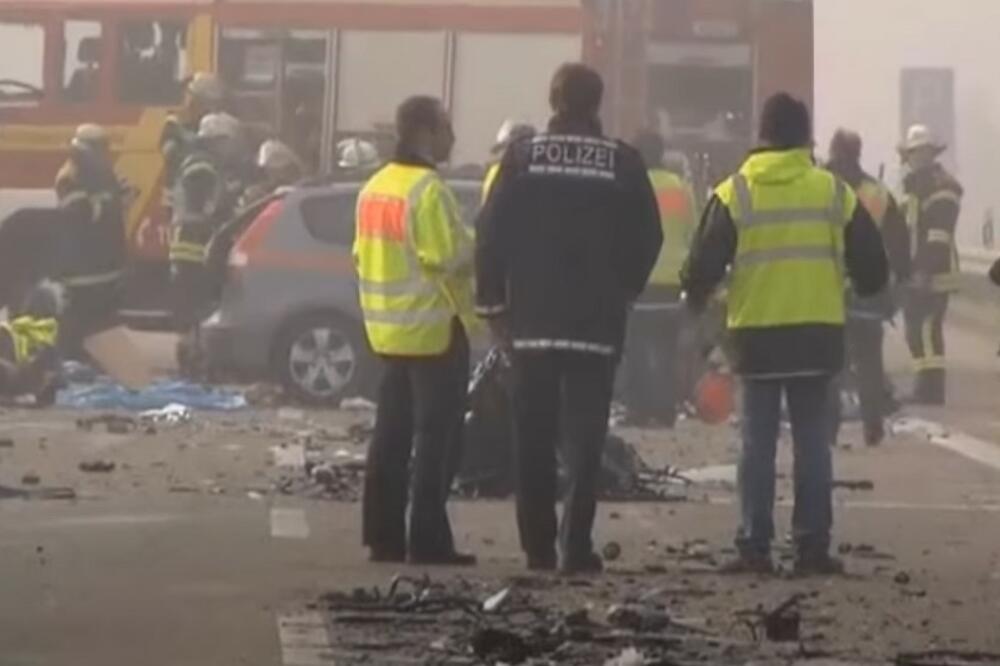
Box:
[312,575,856,665]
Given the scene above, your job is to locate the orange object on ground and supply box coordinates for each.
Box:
[695,370,734,425]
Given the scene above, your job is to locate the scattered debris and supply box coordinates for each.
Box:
[470,627,531,663]
[341,397,376,411]
[0,438,13,448]
[896,650,1000,666]
[79,460,116,473]
[605,647,647,666]
[894,571,912,586]
[832,479,876,491]
[737,593,808,643]
[138,403,192,427]
[482,587,511,613]
[21,473,40,486]
[76,413,137,434]
[603,541,623,562]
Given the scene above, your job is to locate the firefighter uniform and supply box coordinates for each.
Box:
[481,162,500,203]
[902,164,962,405]
[623,168,697,425]
[169,148,232,329]
[159,114,196,209]
[476,125,662,572]
[355,155,475,563]
[683,145,888,569]
[55,141,127,349]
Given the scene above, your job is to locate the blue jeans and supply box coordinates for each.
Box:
[736,375,834,558]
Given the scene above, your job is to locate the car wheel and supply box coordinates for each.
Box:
[273,313,374,405]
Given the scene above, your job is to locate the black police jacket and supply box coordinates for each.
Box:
[475,117,662,356]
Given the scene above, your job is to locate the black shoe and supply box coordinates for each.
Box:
[527,550,557,571]
[717,553,775,575]
[407,551,478,567]
[560,551,604,575]
[369,549,406,564]
[793,553,844,577]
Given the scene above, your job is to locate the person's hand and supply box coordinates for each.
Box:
[486,316,512,353]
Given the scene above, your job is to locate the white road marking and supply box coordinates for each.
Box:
[893,417,1000,472]
[271,508,310,539]
[705,496,1000,513]
[42,513,183,528]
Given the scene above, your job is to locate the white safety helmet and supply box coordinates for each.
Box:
[492,119,535,154]
[257,139,300,171]
[187,72,224,103]
[898,124,946,154]
[198,112,241,141]
[71,123,111,152]
[336,138,379,169]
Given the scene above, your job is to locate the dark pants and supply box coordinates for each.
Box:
[737,375,834,559]
[512,350,615,562]
[623,305,682,426]
[361,323,469,560]
[170,261,210,332]
[904,292,949,404]
[831,317,887,444]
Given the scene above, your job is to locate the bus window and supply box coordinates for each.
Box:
[118,20,188,106]
[0,22,45,104]
[63,21,103,103]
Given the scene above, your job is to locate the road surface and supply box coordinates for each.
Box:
[2,311,1000,665]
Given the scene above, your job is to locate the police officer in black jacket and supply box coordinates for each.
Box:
[476,63,662,574]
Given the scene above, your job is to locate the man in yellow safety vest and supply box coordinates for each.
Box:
[682,94,888,576]
[623,130,698,426]
[826,129,912,446]
[354,95,477,566]
[898,124,963,405]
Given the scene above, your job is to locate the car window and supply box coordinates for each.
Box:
[300,192,357,246]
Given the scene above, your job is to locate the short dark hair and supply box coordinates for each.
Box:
[829,128,862,163]
[550,63,604,118]
[759,92,812,149]
[396,95,444,147]
[633,130,666,167]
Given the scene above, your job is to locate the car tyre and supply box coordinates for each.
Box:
[273,312,375,405]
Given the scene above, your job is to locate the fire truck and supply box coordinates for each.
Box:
[0,0,812,319]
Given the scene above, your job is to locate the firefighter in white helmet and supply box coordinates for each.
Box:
[54,124,128,353]
[482,120,535,202]
[336,138,380,172]
[169,112,245,337]
[160,72,226,211]
[898,124,962,405]
[240,139,305,206]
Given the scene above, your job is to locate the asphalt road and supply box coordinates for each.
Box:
[2,315,1000,665]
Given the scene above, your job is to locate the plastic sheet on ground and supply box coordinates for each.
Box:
[56,379,247,411]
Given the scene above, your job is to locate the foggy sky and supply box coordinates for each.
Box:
[815,0,1000,245]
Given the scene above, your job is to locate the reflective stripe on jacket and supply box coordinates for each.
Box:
[715,148,856,330]
[0,316,58,364]
[482,162,500,204]
[354,162,474,356]
[647,168,697,288]
[904,183,962,293]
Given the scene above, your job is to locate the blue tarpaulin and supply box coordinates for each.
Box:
[56,379,247,411]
